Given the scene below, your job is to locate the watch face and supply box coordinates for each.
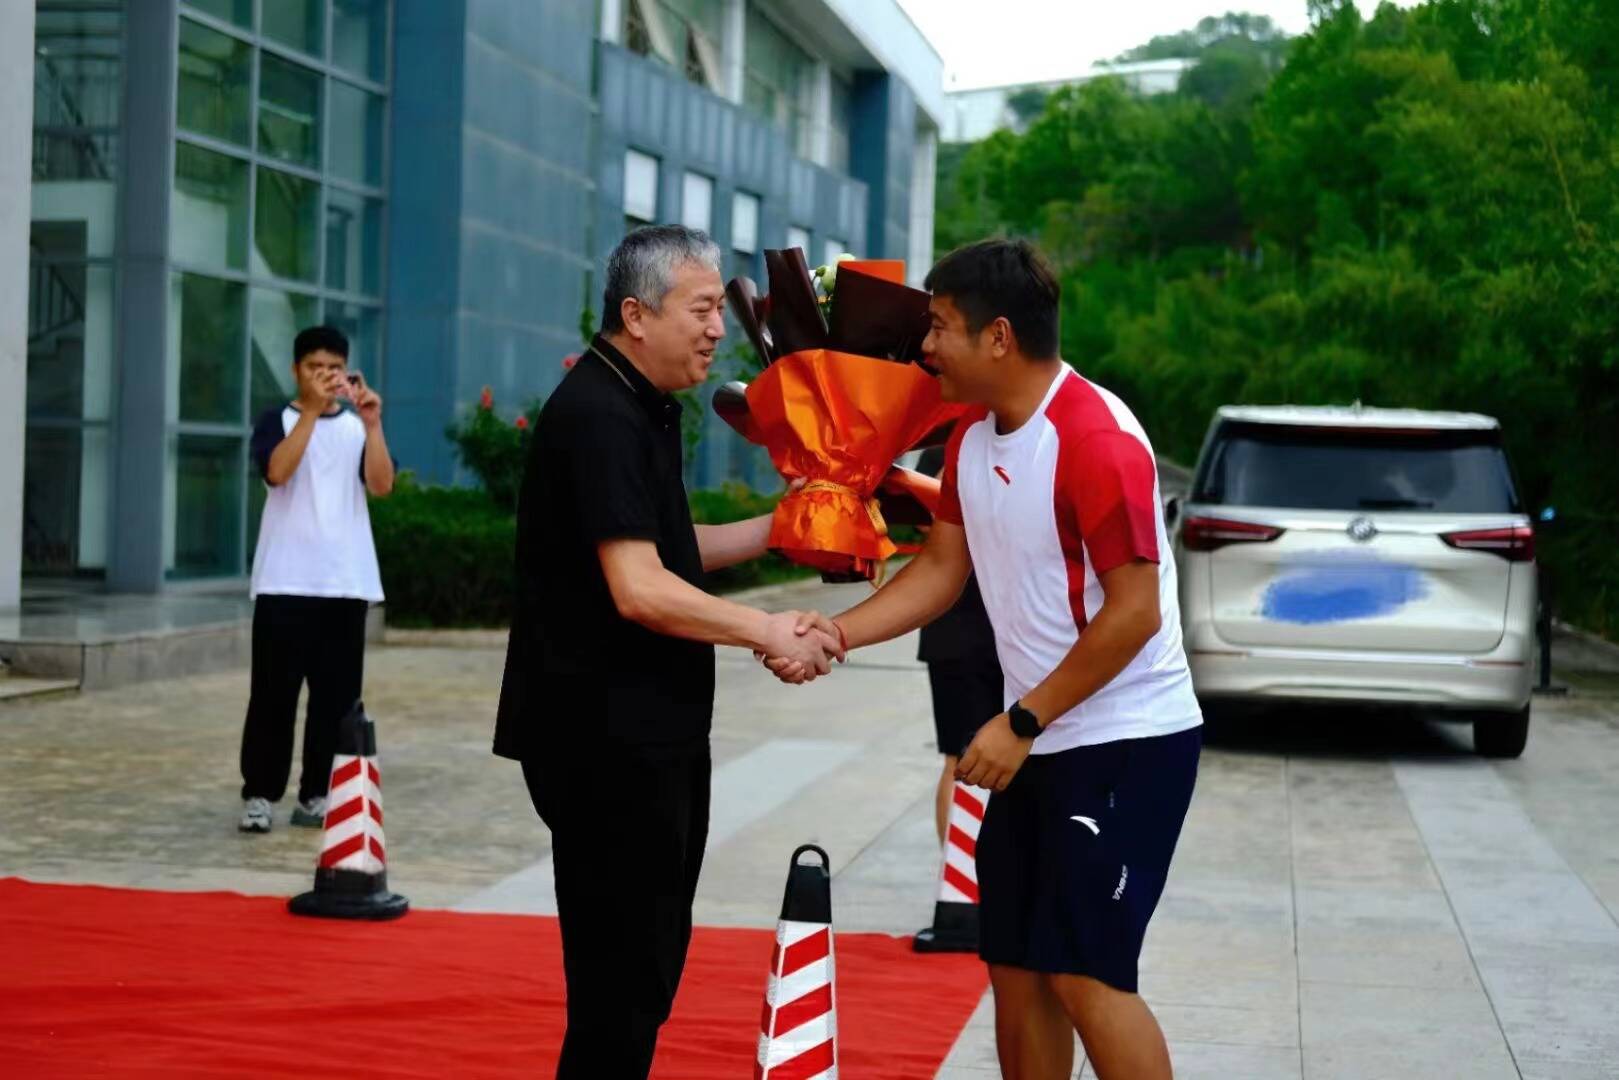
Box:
[1010,705,1040,738]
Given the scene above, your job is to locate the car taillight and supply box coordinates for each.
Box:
[1440,525,1535,561]
[1180,516,1284,552]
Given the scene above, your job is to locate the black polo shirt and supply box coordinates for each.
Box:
[493,335,713,759]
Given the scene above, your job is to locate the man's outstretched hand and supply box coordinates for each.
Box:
[956,712,1034,792]
[758,610,846,684]
[757,610,844,684]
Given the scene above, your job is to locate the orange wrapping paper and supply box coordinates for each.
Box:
[741,350,967,581]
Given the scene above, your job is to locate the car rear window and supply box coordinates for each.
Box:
[1192,423,1521,513]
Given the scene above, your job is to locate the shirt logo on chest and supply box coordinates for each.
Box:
[992,465,1012,486]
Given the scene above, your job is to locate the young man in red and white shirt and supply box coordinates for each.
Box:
[772,239,1201,1079]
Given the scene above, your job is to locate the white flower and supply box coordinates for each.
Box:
[813,253,859,299]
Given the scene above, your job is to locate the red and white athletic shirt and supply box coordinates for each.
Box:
[937,367,1202,753]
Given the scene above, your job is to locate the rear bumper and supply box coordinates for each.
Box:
[1184,633,1535,712]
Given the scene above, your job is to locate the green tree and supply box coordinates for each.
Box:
[933,1,1619,635]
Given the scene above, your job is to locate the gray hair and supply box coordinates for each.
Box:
[601,224,723,333]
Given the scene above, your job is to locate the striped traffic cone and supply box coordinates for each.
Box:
[756,844,837,1080]
[912,781,986,953]
[288,700,408,920]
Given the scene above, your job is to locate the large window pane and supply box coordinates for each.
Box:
[624,148,658,223]
[332,0,387,82]
[258,53,321,169]
[626,0,722,91]
[681,171,713,234]
[172,142,249,270]
[177,18,251,147]
[183,0,252,29]
[173,272,247,423]
[263,0,325,58]
[324,188,382,296]
[170,434,244,578]
[22,427,83,573]
[329,81,384,186]
[27,256,115,421]
[33,6,123,183]
[34,131,120,184]
[828,73,852,173]
[323,302,379,377]
[250,288,318,417]
[35,8,123,130]
[731,191,759,254]
[21,424,110,574]
[744,9,813,154]
[255,166,320,282]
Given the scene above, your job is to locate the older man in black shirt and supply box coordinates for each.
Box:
[494,225,841,1079]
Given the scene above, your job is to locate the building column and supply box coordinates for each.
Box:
[850,73,920,262]
[907,124,937,286]
[0,3,36,610]
[720,0,745,104]
[107,4,179,593]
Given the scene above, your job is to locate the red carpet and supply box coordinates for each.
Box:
[0,879,986,1078]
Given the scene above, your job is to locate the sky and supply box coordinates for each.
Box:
[893,1,1414,90]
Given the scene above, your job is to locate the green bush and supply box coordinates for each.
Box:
[1541,517,1619,642]
[370,475,515,627]
[445,387,543,513]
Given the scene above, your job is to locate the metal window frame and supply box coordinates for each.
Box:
[165,0,393,581]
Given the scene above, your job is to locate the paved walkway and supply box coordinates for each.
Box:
[3,579,1618,1078]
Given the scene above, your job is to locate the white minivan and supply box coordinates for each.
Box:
[1170,405,1539,757]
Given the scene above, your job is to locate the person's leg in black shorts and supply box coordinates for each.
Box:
[976,726,1201,1079]
[925,659,1003,842]
[522,740,711,1080]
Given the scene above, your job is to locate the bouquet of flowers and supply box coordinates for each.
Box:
[715,248,965,583]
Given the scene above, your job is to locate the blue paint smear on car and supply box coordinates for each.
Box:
[1261,559,1428,624]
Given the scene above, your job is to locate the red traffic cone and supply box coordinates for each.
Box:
[288,701,408,920]
[912,780,986,953]
[756,844,837,1080]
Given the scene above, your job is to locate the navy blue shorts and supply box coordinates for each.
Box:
[976,725,1201,992]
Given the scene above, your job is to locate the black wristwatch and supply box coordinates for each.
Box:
[1008,700,1042,739]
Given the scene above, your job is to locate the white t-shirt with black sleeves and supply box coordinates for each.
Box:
[249,403,384,603]
[937,366,1201,752]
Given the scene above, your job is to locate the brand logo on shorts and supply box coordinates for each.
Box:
[993,465,1012,486]
[1070,815,1100,835]
[1112,865,1129,901]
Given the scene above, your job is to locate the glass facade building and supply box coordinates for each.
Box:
[16,0,942,594]
[166,0,388,579]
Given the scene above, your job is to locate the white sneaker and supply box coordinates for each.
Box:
[239,797,272,833]
[291,796,327,828]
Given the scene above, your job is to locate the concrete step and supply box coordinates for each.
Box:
[0,675,80,704]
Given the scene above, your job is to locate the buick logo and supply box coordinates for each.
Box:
[1347,516,1379,543]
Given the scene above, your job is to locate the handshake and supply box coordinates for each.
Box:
[755,610,848,685]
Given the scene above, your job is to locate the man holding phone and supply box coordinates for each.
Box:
[237,325,394,833]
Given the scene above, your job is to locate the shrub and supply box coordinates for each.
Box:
[446,386,543,513]
[369,474,515,627]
